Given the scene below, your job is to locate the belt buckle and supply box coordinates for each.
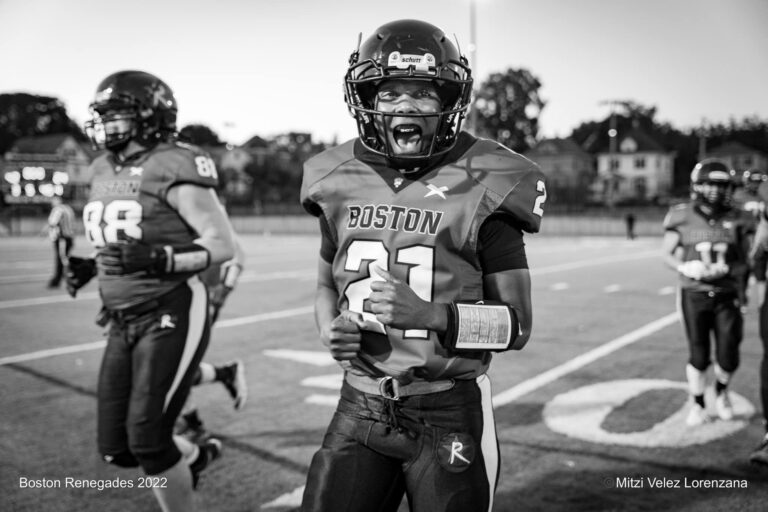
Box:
[378,376,401,401]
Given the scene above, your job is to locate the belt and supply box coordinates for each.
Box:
[344,372,455,401]
[106,298,161,322]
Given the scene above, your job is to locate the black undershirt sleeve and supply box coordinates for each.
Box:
[477,214,529,274]
[318,214,337,263]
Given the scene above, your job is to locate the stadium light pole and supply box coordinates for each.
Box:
[468,0,478,135]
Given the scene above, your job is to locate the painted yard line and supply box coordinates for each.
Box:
[0,269,315,286]
[0,273,50,284]
[530,249,659,276]
[0,306,314,366]
[491,312,680,407]
[0,270,315,309]
[0,251,659,311]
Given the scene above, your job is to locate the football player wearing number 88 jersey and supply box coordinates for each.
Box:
[662,158,753,428]
[299,19,545,512]
[65,70,235,512]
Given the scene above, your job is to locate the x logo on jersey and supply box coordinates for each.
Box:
[424,183,449,199]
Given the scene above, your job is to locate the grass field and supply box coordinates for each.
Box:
[2,233,768,512]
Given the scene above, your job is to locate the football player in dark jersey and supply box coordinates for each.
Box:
[299,19,545,512]
[65,70,236,512]
[747,176,768,465]
[662,159,753,427]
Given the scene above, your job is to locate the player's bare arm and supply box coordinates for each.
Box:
[168,185,235,265]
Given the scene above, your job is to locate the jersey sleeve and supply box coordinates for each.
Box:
[151,143,219,198]
[662,204,688,231]
[466,141,546,233]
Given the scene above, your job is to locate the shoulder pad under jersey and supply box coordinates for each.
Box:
[458,139,546,233]
[301,139,358,217]
[662,202,690,230]
[150,142,219,189]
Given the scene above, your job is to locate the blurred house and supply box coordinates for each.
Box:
[1,134,95,207]
[592,128,675,205]
[524,138,595,205]
[706,141,768,172]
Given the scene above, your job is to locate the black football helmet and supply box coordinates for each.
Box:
[84,70,177,152]
[690,158,736,207]
[344,19,473,168]
[742,167,767,194]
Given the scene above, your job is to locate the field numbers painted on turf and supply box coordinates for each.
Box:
[543,379,753,447]
[83,200,143,247]
[533,179,547,217]
[344,240,433,338]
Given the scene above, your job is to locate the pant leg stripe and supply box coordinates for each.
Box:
[477,374,498,512]
[163,277,207,412]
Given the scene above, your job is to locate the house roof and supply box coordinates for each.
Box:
[595,128,667,154]
[708,141,766,156]
[524,138,592,159]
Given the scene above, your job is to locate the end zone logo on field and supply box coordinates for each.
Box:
[543,379,755,447]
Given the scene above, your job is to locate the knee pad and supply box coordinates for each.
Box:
[131,444,182,476]
[102,450,139,468]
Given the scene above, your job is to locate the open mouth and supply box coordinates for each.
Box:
[392,124,423,153]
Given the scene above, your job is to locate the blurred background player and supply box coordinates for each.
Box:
[747,173,768,465]
[176,236,247,441]
[299,19,545,512]
[734,168,767,308]
[45,195,75,288]
[662,158,753,427]
[65,70,236,512]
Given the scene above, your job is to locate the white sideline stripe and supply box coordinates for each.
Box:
[0,306,314,367]
[0,251,659,311]
[530,250,659,276]
[0,341,107,366]
[491,312,680,407]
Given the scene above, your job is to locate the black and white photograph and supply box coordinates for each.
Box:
[1,1,767,510]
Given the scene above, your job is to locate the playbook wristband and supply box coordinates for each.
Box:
[442,300,520,352]
[161,243,211,274]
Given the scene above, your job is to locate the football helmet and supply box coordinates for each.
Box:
[344,19,473,168]
[84,70,177,152]
[690,158,736,207]
[743,168,767,194]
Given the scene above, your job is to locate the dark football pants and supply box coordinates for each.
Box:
[679,288,743,373]
[300,375,499,512]
[97,278,210,475]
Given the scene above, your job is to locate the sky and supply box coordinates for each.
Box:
[1,0,766,146]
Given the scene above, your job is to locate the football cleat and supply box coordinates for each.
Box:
[190,438,222,490]
[749,436,768,466]
[686,402,709,427]
[715,392,734,421]
[218,360,247,410]
[175,409,208,443]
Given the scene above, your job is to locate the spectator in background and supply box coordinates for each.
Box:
[625,212,636,240]
[46,195,75,288]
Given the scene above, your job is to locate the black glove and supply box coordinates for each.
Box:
[98,240,168,276]
[65,256,97,298]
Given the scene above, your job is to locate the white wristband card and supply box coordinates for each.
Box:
[454,303,513,350]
